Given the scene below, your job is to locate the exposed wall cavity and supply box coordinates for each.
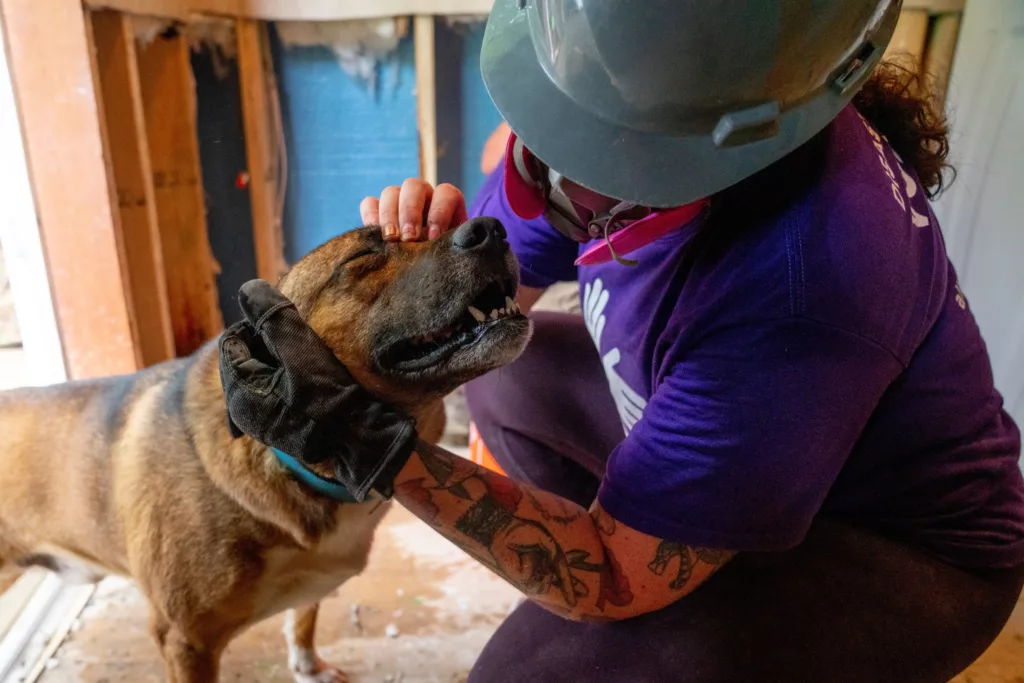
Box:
[275,18,408,88]
[132,15,238,78]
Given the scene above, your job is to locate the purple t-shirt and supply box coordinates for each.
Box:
[470,106,1024,569]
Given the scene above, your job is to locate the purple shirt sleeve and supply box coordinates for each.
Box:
[597,316,903,551]
[468,167,578,288]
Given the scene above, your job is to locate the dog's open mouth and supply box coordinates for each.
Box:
[381,281,524,373]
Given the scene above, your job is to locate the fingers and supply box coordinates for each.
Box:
[426,184,468,240]
[359,196,380,227]
[236,279,339,374]
[378,185,401,240]
[398,178,433,241]
[238,279,294,327]
[375,180,468,243]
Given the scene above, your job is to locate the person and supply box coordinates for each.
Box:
[219,1,1024,681]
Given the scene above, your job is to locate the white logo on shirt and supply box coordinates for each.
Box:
[583,278,647,435]
[859,112,930,228]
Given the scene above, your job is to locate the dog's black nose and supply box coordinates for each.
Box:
[452,217,507,251]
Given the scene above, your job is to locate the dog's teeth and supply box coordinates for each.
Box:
[513,303,521,314]
[468,306,486,323]
[489,309,499,320]
[505,296,515,310]
[499,308,506,316]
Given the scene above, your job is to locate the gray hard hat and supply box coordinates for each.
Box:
[481,0,902,207]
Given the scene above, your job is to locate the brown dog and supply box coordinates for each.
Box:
[0,218,530,682]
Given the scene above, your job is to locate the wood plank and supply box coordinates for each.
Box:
[84,0,493,20]
[884,9,931,71]
[0,0,139,379]
[902,0,966,13]
[89,10,175,367]
[924,13,962,108]
[135,26,223,356]
[237,18,286,283]
[414,15,438,187]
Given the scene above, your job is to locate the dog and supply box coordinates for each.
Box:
[0,217,530,683]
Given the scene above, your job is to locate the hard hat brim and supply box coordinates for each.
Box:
[480,0,899,207]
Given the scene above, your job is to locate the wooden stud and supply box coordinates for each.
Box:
[89,10,175,367]
[135,27,224,356]
[902,0,965,13]
[414,15,438,186]
[83,0,494,21]
[237,18,286,283]
[924,13,962,108]
[0,0,140,379]
[885,9,931,71]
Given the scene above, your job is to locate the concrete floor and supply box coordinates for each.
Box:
[35,505,519,683]
[24,500,1024,683]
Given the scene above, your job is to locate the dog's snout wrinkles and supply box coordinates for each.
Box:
[452,217,507,252]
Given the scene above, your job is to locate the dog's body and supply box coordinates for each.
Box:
[0,220,529,682]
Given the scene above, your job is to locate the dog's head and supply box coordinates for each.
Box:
[278,218,531,407]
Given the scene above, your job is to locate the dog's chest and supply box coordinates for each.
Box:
[252,502,389,620]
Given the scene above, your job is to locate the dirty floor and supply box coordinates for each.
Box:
[28,504,1024,683]
[36,505,519,683]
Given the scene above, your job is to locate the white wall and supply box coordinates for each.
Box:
[933,0,1024,431]
[0,24,67,387]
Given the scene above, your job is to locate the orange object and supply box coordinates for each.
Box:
[468,422,506,475]
[480,122,512,175]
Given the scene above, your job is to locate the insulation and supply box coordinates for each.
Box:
[276,18,408,87]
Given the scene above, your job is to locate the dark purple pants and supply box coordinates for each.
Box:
[464,312,1024,683]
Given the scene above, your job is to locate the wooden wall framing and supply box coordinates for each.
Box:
[0,0,969,379]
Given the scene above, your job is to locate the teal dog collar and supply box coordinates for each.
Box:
[272,447,358,503]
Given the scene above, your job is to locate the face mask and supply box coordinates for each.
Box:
[502,133,707,266]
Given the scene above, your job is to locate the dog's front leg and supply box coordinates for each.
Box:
[150,614,221,683]
[284,604,348,683]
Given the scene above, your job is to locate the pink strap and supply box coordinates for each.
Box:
[575,201,707,266]
[503,134,546,219]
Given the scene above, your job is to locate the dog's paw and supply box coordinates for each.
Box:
[293,665,348,683]
[290,651,349,683]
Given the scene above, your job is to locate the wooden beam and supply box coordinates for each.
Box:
[924,13,962,108]
[89,10,175,367]
[0,0,139,379]
[84,0,493,21]
[135,26,223,356]
[414,15,438,186]
[237,18,286,283]
[884,9,930,71]
[902,0,966,13]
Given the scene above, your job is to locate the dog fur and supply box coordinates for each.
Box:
[0,221,528,682]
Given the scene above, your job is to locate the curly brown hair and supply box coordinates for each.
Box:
[853,61,954,199]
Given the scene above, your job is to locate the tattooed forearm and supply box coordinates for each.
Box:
[393,441,626,618]
[393,441,731,619]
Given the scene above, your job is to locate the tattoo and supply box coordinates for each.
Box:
[648,541,693,590]
[649,542,732,591]
[400,444,634,614]
[695,547,732,566]
[455,496,515,546]
[526,490,584,525]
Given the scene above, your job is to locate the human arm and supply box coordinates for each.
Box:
[393,440,731,621]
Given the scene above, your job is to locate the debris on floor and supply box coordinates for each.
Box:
[31,505,518,683]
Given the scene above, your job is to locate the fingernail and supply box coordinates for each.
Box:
[427,223,441,240]
[383,224,399,240]
[401,223,420,241]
